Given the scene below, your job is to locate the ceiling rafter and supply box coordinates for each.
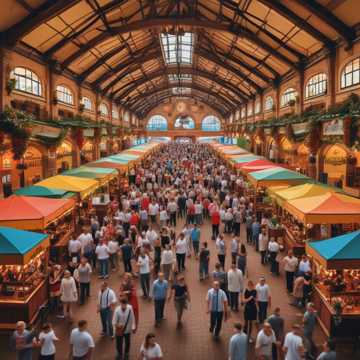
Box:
[123,83,236,111]
[108,67,249,101]
[1,0,82,46]
[296,0,356,46]
[258,0,334,49]
[59,17,300,69]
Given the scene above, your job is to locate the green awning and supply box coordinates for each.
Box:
[15,185,76,199]
[249,167,311,181]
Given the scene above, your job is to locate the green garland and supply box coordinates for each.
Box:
[34,128,68,148]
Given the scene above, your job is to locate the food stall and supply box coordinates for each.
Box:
[62,167,118,222]
[306,231,360,339]
[0,195,75,263]
[0,227,50,329]
[283,192,360,255]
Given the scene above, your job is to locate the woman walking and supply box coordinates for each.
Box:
[242,280,257,343]
[161,244,174,281]
[60,270,78,322]
[168,274,191,328]
[175,233,187,272]
[140,333,163,360]
[37,323,59,360]
[119,273,139,328]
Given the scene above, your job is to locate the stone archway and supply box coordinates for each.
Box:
[56,139,74,173]
[23,145,45,185]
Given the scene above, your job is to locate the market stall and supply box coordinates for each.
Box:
[0,195,75,262]
[15,185,76,199]
[306,231,360,339]
[0,227,49,329]
[283,192,360,254]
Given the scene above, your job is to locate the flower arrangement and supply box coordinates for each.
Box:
[6,78,16,95]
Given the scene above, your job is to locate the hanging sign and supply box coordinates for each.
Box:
[31,125,62,138]
[292,122,307,135]
[83,129,94,137]
[264,128,271,135]
[323,119,344,136]
[278,127,286,135]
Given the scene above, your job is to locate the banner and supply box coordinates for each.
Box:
[323,119,344,136]
[31,124,62,138]
[291,122,307,135]
[83,128,94,137]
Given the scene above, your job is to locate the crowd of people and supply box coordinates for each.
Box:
[10,143,337,360]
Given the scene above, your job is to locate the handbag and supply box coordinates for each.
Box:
[115,309,131,336]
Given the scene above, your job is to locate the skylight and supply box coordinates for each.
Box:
[168,74,192,82]
[160,32,193,65]
[172,87,191,95]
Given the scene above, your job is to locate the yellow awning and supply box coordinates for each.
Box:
[37,175,98,200]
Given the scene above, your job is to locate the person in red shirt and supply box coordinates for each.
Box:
[186,203,195,225]
[129,210,140,228]
[211,209,220,239]
[202,198,210,220]
[141,194,150,211]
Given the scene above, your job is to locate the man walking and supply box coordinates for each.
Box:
[69,320,95,360]
[113,299,136,360]
[138,250,151,298]
[228,323,248,360]
[256,276,271,324]
[206,281,228,339]
[121,239,133,274]
[283,324,304,360]
[283,250,298,293]
[199,242,210,280]
[268,238,280,275]
[267,307,284,360]
[227,262,244,312]
[190,224,201,259]
[303,302,317,358]
[152,272,169,327]
[97,282,117,338]
[95,239,110,279]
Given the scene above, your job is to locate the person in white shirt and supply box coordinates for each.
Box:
[283,324,305,360]
[69,320,94,360]
[140,333,163,360]
[113,299,136,360]
[146,228,158,247]
[175,233,187,272]
[161,244,174,281]
[194,201,203,225]
[37,323,58,359]
[283,250,299,293]
[255,322,276,360]
[258,229,268,265]
[68,236,81,262]
[97,282,117,338]
[138,251,151,298]
[159,207,168,229]
[227,262,244,312]
[299,255,311,274]
[268,238,280,275]
[167,199,178,227]
[231,237,240,263]
[256,277,271,324]
[60,270,78,322]
[108,238,119,271]
[95,240,110,279]
[149,201,159,225]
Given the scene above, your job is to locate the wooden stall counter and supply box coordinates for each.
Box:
[0,278,48,331]
[313,286,360,339]
[283,225,305,256]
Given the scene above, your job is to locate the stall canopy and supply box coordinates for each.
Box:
[230,155,262,164]
[0,227,50,265]
[248,167,311,188]
[0,195,75,230]
[284,192,360,224]
[306,231,360,270]
[109,154,139,161]
[236,159,277,172]
[62,166,117,185]
[87,160,128,172]
[37,175,98,199]
[272,183,344,207]
[15,185,76,199]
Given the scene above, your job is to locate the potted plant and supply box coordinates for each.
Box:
[6,78,16,95]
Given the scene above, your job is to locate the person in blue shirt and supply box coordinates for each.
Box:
[228,322,248,360]
[190,224,201,258]
[151,272,169,327]
[251,217,261,251]
[206,281,228,339]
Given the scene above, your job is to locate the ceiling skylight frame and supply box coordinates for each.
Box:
[160,32,194,65]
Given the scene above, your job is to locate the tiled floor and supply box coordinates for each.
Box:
[0,217,335,359]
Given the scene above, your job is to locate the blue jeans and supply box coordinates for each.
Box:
[199,261,209,279]
[154,298,166,322]
[99,258,109,278]
[100,307,113,336]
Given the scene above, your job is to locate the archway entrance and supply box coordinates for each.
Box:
[174,136,194,143]
[82,140,94,163]
[24,146,43,185]
[322,144,348,187]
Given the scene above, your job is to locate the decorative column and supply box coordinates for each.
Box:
[328,48,337,107]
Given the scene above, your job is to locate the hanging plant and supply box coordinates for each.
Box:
[285,123,295,142]
[79,103,85,113]
[306,119,322,153]
[6,78,16,95]
[72,127,84,149]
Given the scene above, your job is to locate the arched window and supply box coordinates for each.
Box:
[281,88,297,107]
[174,116,195,129]
[341,57,360,89]
[147,115,168,131]
[99,103,109,116]
[255,101,261,114]
[81,97,92,111]
[264,96,274,111]
[112,106,119,119]
[56,85,73,105]
[11,67,42,96]
[305,73,327,98]
[202,115,221,131]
